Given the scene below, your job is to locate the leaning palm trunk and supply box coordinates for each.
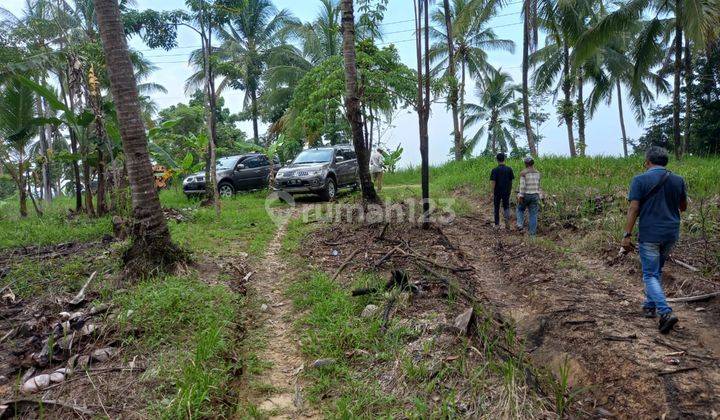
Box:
[442,0,463,161]
[93,0,183,273]
[340,0,379,203]
[522,1,537,156]
[616,81,629,157]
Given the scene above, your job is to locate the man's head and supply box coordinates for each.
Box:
[645,146,669,168]
[523,156,534,167]
[496,152,506,163]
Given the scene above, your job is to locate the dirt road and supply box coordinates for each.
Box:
[245,207,319,419]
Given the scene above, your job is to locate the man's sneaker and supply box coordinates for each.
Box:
[658,312,678,334]
[643,307,657,318]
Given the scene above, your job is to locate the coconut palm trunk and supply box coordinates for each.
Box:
[442,0,463,161]
[576,70,586,157]
[616,80,629,157]
[36,97,52,203]
[340,0,379,203]
[341,0,379,202]
[562,44,577,157]
[18,160,28,217]
[93,0,181,272]
[251,88,260,144]
[683,33,692,155]
[522,0,537,156]
[672,4,683,159]
[459,61,466,148]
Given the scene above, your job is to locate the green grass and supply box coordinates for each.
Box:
[117,274,240,418]
[160,189,277,257]
[0,195,111,250]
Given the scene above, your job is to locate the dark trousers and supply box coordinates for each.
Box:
[493,192,510,225]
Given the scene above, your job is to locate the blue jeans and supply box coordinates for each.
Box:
[516,194,539,235]
[638,241,676,315]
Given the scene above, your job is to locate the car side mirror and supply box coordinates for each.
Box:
[336,156,345,162]
[236,164,246,170]
[285,160,292,165]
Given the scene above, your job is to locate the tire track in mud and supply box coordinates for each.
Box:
[444,212,720,418]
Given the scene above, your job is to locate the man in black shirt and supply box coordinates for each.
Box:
[490,153,514,228]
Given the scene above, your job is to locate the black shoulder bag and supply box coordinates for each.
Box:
[639,170,671,207]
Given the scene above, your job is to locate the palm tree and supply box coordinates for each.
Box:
[0,80,38,217]
[584,19,669,157]
[521,0,547,156]
[93,0,181,273]
[294,0,341,64]
[340,0,378,203]
[464,70,522,156]
[573,0,719,159]
[430,0,514,158]
[214,0,297,144]
[530,0,596,157]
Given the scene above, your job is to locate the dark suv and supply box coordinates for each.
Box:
[183,153,280,198]
[274,145,359,201]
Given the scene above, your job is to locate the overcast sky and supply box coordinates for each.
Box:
[5,0,659,167]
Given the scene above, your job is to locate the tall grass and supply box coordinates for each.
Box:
[385,156,720,239]
[386,156,719,198]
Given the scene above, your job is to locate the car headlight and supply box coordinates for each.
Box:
[183,177,194,185]
[306,170,322,177]
[276,171,284,178]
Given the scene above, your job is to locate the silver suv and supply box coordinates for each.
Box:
[274,145,359,201]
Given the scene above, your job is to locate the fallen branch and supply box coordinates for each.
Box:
[373,247,397,268]
[669,258,700,272]
[0,398,94,416]
[667,291,720,303]
[603,334,637,342]
[380,296,396,333]
[657,367,698,376]
[331,249,362,281]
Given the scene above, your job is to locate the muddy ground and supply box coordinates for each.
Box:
[301,197,720,418]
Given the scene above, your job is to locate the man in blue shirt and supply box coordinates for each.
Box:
[622,146,687,334]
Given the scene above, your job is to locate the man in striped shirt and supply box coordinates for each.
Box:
[516,156,541,236]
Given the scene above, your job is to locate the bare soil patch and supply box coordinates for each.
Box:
[301,198,720,418]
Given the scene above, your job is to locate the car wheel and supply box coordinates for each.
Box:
[319,177,337,201]
[218,182,235,198]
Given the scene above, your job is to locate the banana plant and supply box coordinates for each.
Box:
[381,144,403,173]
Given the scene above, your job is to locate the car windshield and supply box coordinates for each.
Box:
[216,157,238,171]
[293,149,333,164]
